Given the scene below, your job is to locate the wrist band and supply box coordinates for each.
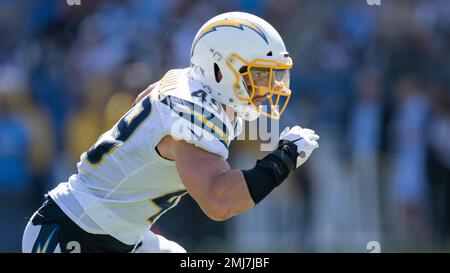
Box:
[242,140,298,204]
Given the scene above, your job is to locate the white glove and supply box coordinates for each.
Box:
[280,126,319,167]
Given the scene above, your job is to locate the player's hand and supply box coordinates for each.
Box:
[280,126,319,168]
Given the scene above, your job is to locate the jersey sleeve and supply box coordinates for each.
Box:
[157,94,230,159]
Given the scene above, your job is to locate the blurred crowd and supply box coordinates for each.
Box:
[0,0,449,252]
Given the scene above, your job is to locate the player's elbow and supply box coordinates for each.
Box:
[202,196,233,222]
[204,208,232,222]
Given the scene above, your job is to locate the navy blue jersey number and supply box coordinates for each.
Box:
[148,190,187,224]
[86,97,152,165]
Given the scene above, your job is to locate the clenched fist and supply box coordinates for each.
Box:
[280,126,319,167]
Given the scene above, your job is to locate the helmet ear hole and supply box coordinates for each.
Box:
[214,63,222,83]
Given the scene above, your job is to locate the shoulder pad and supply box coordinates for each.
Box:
[156,69,236,158]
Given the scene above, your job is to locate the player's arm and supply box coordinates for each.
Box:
[133,81,160,106]
[171,138,253,221]
[170,126,319,221]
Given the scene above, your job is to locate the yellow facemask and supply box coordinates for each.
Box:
[226,53,293,120]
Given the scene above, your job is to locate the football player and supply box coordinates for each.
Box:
[22,11,319,253]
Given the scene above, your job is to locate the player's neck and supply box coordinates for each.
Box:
[222,104,237,122]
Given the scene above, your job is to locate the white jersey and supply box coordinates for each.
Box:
[49,68,242,245]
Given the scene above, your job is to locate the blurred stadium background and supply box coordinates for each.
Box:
[1,0,450,252]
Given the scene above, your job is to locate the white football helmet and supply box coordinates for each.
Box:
[189,12,293,121]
